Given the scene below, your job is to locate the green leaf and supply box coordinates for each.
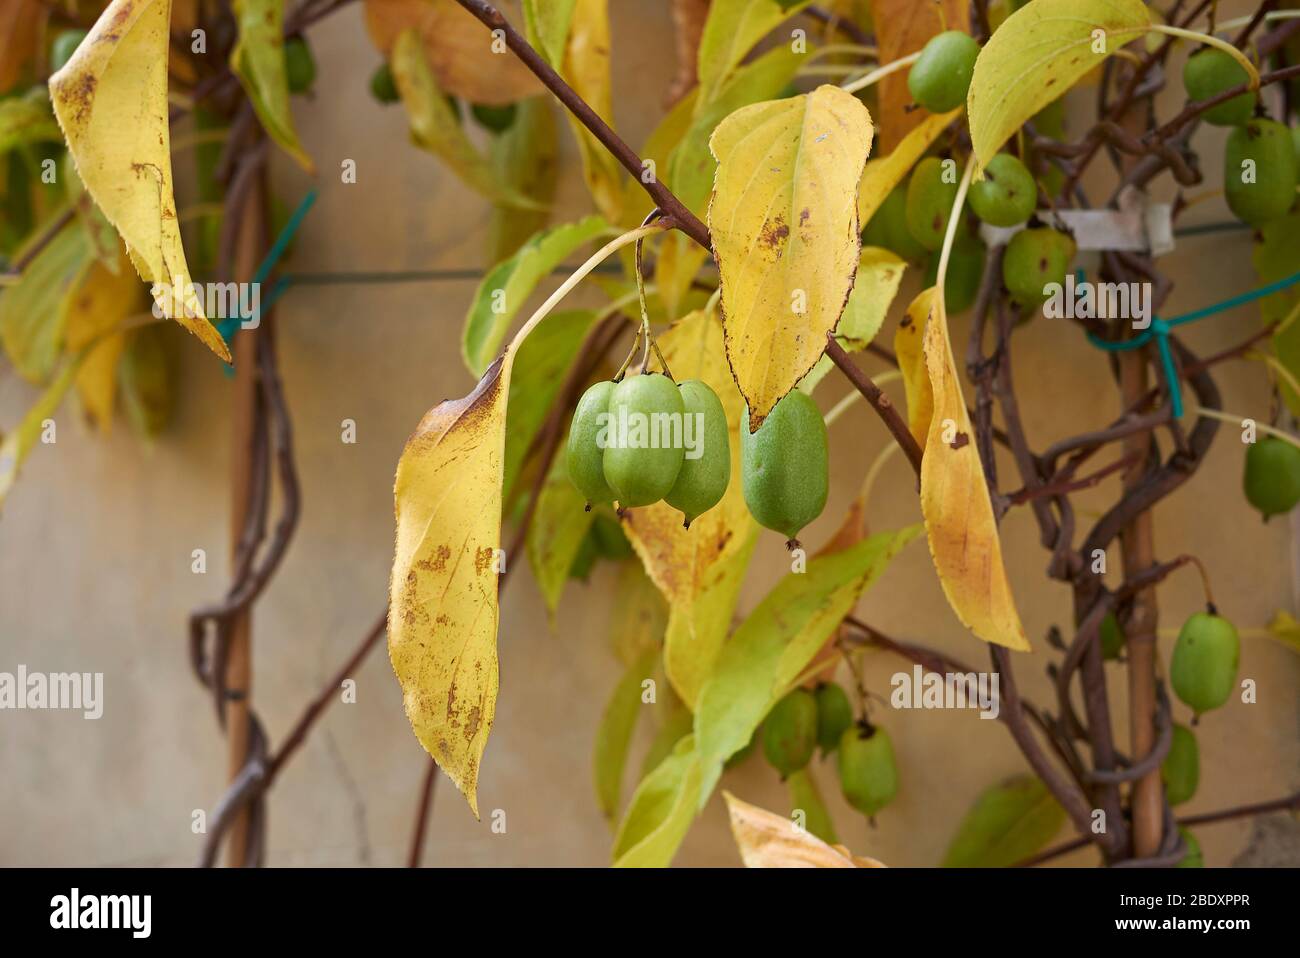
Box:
[0,95,61,154]
[612,735,704,867]
[462,215,609,375]
[802,245,909,392]
[488,96,557,263]
[526,469,597,616]
[390,29,539,211]
[968,0,1151,168]
[523,0,578,67]
[641,700,694,778]
[1254,212,1300,415]
[594,646,657,822]
[0,221,90,382]
[942,775,1066,867]
[695,0,810,110]
[0,358,79,508]
[230,0,313,172]
[694,527,920,795]
[787,768,839,844]
[656,44,807,316]
[502,308,596,504]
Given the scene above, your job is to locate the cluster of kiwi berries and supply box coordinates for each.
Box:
[755,683,899,819]
[566,339,830,542]
[1099,600,1239,866]
[368,63,519,132]
[862,30,1076,314]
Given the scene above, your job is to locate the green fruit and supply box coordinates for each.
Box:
[568,528,599,581]
[837,723,899,816]
[1183,48,1256,127]
[1002,227,1075,307]
[762,689,818,777]
[1162,723,1199,806]
[1244,436,1300,520]
[741,390,829,543]
[1225,118,1298,226]
[968,153,1037,227]
[1100,611,1125,660]
[1177,828,1204,867]
[566,380,616,507]
[602,373,686,508]
[370,63,400,104]
[814,683,853,754]
[50,29,88,74]
[664,380,730,527]
[924,232,984,313]
[905,156,960,250]
[470,102,518,133]
[907,30,979,113]
[1170,611,1240,716]
[590,513,633,559]
[862,181,928,263]
[285,37,316,94]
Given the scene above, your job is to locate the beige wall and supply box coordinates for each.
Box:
[1,3,1296,867]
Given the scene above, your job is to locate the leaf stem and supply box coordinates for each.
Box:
[1148,24,1261,89]
[840,50,921,94]
[1188,405,1300,451]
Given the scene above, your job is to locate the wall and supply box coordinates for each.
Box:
[0,2,1296,867]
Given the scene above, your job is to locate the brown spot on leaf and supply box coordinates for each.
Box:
[950,431,970,450]
[760,216,789,250]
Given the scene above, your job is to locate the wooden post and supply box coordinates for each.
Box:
[224,175,267,867]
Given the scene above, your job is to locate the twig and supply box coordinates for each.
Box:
[407,758,440,867]
[824,336,924,476]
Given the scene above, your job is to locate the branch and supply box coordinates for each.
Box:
[825,336,924,476]
[453,0,712,251]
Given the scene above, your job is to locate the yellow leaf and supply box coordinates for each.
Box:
[560,0,624,223]
[391,29,540,210]
[48,0,230,363]
[709,84,873,430]
[869,0,968,150]
[919,286,1028,651]
[620,308,758,708]
[389,225,662,814]
[1265,611,1300,655]
[522,0,576,67]
[231,0,313,173]
[856,108,962,227]
[364,0,542,105]
[723,792,886,867]
[65,247,142,432]
[968,0,1151,169]
[894,287,935,448]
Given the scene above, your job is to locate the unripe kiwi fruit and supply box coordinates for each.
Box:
[814,682,853,754]
[863,181,928,263]
[762,689,818,778]
[924,232,984,313]
[566,380,616,507]
[285,37,317,94]
[905,156,960,251]
[1002,227,1075,308]
[370,64,400,104]
[590,513,633,559]
[470,102,519,133]
[602,373,686,508]
[968,153,1037,227]
[907,31,980,113]
[837,722,899,816]
[664,380,730,527]
[741,390,829,544]
[1224,118,1298,226]
[1182,48,1256,127]
[1170,611,1240,716]
[1162,723,1199,806]
[1243,436,1300,520]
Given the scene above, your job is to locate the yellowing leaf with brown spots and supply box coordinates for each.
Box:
[856,108,962,227]
[724,791,886,868]
[919,287,1028,651]
[620,307,757,709]
[365,0,542,105]
[48,0,230,363]
[870,0,967,150]
[709,84,873,430]
[894,287,935,448]
[968,0,1151,169]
